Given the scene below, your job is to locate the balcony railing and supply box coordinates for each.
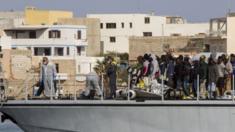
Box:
[11,38,87,46]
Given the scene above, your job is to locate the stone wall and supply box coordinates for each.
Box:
[129,36,190,61]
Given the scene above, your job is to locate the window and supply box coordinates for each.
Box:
[0,54,3,58]
[145,17,150,24]
[49,30,61,38]
[110,37,116,43]
[143,32,152,37]
[29,31,36,38]
[121,22,124,28]
[55,63,59,73]
[100,23,103,29]
[77,30,81,40]
[34,47,51,56]
[67,47,70,56]
[129,22,133,28]
[54,47,64,56]
[106,23,116,29]
[77,46,81,56]
[0,46,2,52]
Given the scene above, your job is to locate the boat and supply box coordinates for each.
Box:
[1,99,235,132]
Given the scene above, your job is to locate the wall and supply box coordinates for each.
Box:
[25,8,73,25]
[164,23,209,36]
[227,15,235,54]
[58,18,101,56]
[129,36,191,61]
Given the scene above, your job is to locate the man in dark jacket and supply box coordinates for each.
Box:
[106,57,117,99]
[199,55,208,98]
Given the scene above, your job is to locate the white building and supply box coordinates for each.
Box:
[88,14,209,53]
[227,14,235,54]
[3,25,87,57]
[88,14,166,53]
[0,25,102,79]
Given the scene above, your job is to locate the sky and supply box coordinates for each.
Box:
[0,0,234,22]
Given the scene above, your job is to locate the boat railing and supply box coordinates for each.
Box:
[1,73,235,102]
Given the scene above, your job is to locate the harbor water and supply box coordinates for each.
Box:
[0,113,23,132]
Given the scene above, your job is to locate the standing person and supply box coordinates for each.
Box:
[230,54,235,91]
[166,55,175,88]
[199,55,208,99]
[224,56,233,91]
[37,57,57,97]
[106,57,117,99]
[207,57,219,99]
[192,60,200,98]
[174,56,184,90]
[149,54,160,80]
[182,57,191,96]
[217,56,226,97]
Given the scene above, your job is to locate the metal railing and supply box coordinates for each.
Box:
[2,73,235,102]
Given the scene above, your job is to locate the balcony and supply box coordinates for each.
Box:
[11,38,87,47]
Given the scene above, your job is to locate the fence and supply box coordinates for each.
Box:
[1,73,235,102]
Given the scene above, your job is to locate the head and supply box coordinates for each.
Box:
[200,55,206,62]
[208,57,215,65]
[137,56,143,64]
[42,57,49,65]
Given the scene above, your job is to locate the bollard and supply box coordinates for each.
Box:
[197,75,200,102]
[233,75,234,102]
[161,75,164,101]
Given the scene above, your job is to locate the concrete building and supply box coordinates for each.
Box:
[0,36,11,78]
[88,13,209,54]
[25,7,73,25]
[227,13,235,54]
[88,14,166,53]
[58,18,101,56]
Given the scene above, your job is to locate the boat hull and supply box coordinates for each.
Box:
[1,100,235,132]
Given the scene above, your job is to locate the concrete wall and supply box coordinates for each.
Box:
[25,7,73,25]
[227,16,235,54]
[58,18,101,56]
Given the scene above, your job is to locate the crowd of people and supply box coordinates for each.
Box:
[129,53,235,99]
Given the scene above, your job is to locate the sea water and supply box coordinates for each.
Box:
[0,114,23,132]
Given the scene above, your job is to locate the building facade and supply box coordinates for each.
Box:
[88,13,209,54]
[58,18,102,56]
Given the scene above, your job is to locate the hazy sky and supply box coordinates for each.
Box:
[0,0,234,22]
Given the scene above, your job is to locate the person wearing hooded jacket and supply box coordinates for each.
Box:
[149,54,160,80]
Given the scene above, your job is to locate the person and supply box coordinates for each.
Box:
[224,56,233,91]
[192,60,200,97]
[207,57,219,99]
[182,56,191,96]
[166,55,175,88]
[106,57,117,99]
[174,56,184,90]
[36,57,57,97]
[82,71,102,99]
[230,54,235,91]
[199,55,208,98]
[149,54,160,80]
[217,56,226,97]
